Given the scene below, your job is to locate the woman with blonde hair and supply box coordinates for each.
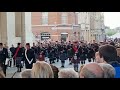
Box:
[20,69,32,78]
[31,61,54,78]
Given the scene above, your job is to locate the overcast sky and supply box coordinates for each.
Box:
[104,12,120,29]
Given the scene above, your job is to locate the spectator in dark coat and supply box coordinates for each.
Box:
[67,47,74,64]
[48,47,55,64]
[87,46,94,62]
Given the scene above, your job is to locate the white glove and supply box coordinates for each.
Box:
[5,58,9,65]
[21,61,23,64]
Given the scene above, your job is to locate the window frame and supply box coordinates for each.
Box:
[61,12,68,24]
[41,12,48,25]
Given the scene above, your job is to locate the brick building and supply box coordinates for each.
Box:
[31,12,80,42]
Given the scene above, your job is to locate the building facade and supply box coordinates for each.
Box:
[31,12,80,43]
[77,12,91,42]
[77,12,105,42]
[114,27,120,33]
[90,12,105,42]
[0,12,34,48]
[0,12,105,48]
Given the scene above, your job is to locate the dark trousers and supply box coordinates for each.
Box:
[61,61,65,67]
[74,63,78,72]
[92,58,95,62]
[13,58,16,66]
[0,63,7,76]
[16,57,23,72]
[25,64,33,69]
[49,58,53,64]
[56,57,59,62]
[8,59,12,67]
[81,60,85,64]
[88,58,91,62]
[69,57,72,63]
[49,58,55,64]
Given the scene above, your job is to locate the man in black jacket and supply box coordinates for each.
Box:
[23,43,36,69]
[0,43,9,76]
[31,43,38,59]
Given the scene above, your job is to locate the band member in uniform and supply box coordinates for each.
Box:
[87,44,94,62]
[31,43,38,60]
[73,52,79,72]
[72,41,79,63]
[0,43,9,76]
[23,43,36,69]
[36,44,41,59]
[92,43,99,62]
[78,44,82,64]
[13,43,24,72]
[59,49,67,68]
[67,46,74,64]
[48,46,53,64]
[54,45,59,62]
[80,44,87,65]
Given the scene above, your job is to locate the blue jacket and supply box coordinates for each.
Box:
[109,61,120,78]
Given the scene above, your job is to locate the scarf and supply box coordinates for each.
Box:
[25,49,33,64]
[13,47,20,59]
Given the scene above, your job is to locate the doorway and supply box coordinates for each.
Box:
[61,33,68,42]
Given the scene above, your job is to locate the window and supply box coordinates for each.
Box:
[42,12,48,25]
[86,27,88,29]
[61,12,67,24]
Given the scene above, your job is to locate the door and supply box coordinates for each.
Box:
[61,33,68,42]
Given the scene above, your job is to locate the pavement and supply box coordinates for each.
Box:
[6,58,93,78]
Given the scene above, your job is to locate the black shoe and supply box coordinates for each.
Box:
[76,70,78,72]
[52,61,55,63]
[50,62,52,64]
[69,63,72,65]
[88,60,91,62]
[19,69,21,72]
[57,60,59,62]
[61,66,64,68]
